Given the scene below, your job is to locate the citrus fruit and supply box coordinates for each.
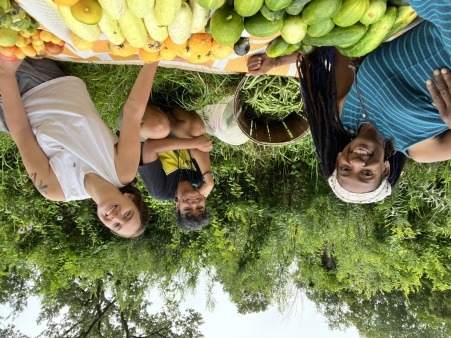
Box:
[70,0,103,25]
[210,6,243,45]
[0,28,19,47]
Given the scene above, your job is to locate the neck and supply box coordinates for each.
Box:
[176,180,194,198]
[359,124,385,146]
[84,172,112,205]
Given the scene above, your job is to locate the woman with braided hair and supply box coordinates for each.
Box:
[248,0,450,203]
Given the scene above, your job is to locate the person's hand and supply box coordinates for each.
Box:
[0,58,23,77]
[191,135,213,152]
[427,68,451,126]
[198,180,213,198]
[247,53,278,76]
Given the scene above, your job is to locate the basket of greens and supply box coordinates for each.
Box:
[233,75,309,146]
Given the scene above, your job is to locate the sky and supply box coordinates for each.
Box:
[1,273,360,338]
[176,274,360,338]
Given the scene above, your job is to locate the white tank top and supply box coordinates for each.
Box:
[22,76,123,201]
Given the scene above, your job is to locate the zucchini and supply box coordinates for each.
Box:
[301,0,342,24]
[338,6,397,57]
[302,23,367,47]
[285,0,311,15]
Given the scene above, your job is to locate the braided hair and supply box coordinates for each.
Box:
[297,47,406,187]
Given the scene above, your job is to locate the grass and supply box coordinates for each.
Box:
[0,62,315,191]
[55,62,311,164]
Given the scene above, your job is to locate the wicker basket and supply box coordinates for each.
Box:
[233,77,309,146]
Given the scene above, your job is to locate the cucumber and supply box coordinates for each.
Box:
[266,36,290,57]
[360,0,387,25]
[265,0,291,11]
[260,3,285,21]
[168,2,193,44]
[388,0,409,5]
[301,0,342,24]
[298,43,315,54]
[244,11,283,37]
[302,23,367,47]
[154,0,182,25]
[285,0,311,15]
[385,5,417,40]
[306,18,335,37]
[282,42,302,55]
[333,0,370,27]
[338,6,397,57]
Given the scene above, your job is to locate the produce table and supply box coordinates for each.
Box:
[15,0,299,76]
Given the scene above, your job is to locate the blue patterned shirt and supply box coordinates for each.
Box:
[341,1,451,156]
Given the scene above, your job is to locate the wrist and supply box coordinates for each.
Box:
[202,171,214,184]
[202,171,214,179]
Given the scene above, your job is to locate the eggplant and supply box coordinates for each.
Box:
[234,37,250,56]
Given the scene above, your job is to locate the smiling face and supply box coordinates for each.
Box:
[176,190,206,217]
[97,193,142,237]
[336,131,390,193]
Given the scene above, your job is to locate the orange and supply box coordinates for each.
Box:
[187,33,212,55]
[211,41,233,59]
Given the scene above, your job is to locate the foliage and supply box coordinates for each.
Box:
[1,62,451,336]
[36,277,203,338]
[305,286,451,338]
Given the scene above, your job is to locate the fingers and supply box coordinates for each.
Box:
[194,135,213,151]
[247,55,263,71]
[427,68,451,111]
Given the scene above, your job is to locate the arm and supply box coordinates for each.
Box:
[409,68,451,163]
[115,62,159,184]
[165,106,205,138]
[141,135,212,164]
[190,148,214,198]
[0,59,64,201]
[333,48,355,100]
[409,131,451,163]
[247,51,301,76]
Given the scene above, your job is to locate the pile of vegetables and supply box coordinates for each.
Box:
[239,75,303,120]
[204,0,417,58]
[0,0,64,60]
[52,0,235,62]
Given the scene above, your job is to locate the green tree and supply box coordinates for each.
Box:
[304,287,451,338]
[36,276,203,338]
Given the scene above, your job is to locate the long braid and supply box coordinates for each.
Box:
[297,47,351,177]
[297,47,406,187]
